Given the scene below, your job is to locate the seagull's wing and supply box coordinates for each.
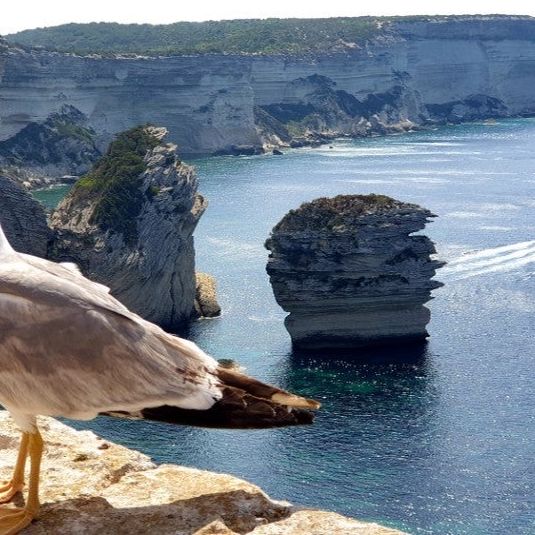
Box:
[2,253,133,319]
[19,253,112,295]
[0,255,221,420]
[0,253,319,428]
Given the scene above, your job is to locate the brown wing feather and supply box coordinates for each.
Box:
[105,366,321,429]
[217,368,321,409]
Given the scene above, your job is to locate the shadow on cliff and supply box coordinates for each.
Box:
[32,489,290,534]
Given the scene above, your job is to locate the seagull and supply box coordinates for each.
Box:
[0,224,319,534]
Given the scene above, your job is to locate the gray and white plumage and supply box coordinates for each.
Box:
[0,224,318,433]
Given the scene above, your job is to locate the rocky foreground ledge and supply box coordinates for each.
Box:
[0,413,403,534]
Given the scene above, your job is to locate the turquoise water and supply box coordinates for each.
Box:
[35,120,535,534]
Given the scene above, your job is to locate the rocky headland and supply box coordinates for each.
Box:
[0,412,403,534]
[0,125,219,327]
[265,195,444,349]
[1,16,535,158]
[0,105,100,189]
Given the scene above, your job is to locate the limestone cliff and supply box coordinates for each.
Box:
[2,16,535,155]
[0,413,403,534]
[257,75,427,149]
[50,125,207,328]
[0,175,51,256]
[0,105,100,189]
[265,195,444,349]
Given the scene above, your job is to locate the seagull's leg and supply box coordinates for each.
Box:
[0,429,43,534]
[0,433,29,503]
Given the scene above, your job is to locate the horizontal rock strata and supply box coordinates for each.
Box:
[265,195,444,349]
[0,412,404,534]
[2,17,535,155]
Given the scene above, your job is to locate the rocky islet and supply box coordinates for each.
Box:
[266,195,444,349]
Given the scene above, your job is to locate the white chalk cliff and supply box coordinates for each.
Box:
[1,16,535,154]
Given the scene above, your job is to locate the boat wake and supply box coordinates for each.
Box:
[441,240,535,279]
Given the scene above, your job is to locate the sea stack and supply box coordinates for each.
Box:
[265,194,444,350]
[50,125,208,328]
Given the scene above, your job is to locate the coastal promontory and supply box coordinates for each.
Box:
[0,105,100,189]
[265,195,444,349]
[50,125,208,327]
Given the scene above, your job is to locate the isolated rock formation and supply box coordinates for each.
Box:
[50,125,207,328]
[265,195,444,349]
[195,272,222,318]
[0,413,403,534]
[0,175,51,256]
[0,105,100,188]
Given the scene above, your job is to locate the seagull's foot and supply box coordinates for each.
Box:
[0,506,36,534]
[0,481,24,504]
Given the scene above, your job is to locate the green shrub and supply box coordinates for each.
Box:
[7,18,381,56]
[72,125,159,242]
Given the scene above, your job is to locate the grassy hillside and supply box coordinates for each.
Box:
[7,15,529,57]
[5,18,393,56]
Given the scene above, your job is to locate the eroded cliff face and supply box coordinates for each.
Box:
[50,126,207,328]
[0,175,51,256]
[265,195,444,350]
[0,413,404,534]
[2,17,535,154]
[0,40,258,155]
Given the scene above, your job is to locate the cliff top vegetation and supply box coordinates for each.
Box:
[72,125,160,242]
[6,15,531,57]
[271,194,428,233]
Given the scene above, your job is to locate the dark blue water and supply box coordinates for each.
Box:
[34,120,535,534]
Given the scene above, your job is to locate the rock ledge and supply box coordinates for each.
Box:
[0,413,403,534]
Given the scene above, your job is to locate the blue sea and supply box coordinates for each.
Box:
[34,120,535,534]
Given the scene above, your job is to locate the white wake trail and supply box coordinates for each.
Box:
[446,241,535,264]
[443,240,535,279]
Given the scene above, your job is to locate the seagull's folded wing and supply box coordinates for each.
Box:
[0,253,319,428]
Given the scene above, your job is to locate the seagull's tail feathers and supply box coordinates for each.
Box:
[134,367,321,429]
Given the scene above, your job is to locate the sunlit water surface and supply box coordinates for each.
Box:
[34,120,535,534]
